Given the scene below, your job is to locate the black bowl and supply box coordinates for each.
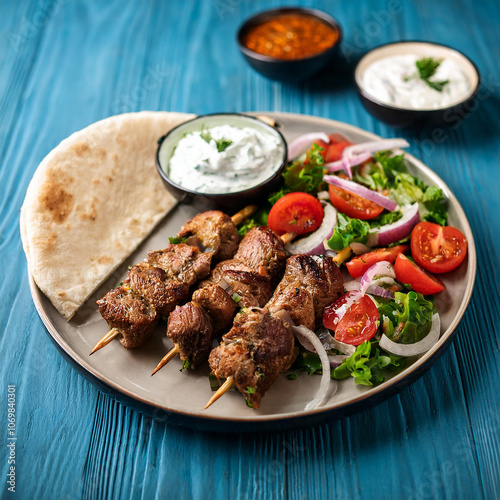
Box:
[237,7,342,82]
[156,113,288,210]
[355,41,481,128]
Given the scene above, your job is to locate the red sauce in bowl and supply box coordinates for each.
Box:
[242,13,339,61]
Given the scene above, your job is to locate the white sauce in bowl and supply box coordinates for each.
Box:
[168,125,284,194]
[361,54,471,110]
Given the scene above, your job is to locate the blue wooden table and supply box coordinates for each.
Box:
[1,1,499,499]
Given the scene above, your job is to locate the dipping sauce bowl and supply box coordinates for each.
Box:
[237,7,342,82]
[156,113,288,209]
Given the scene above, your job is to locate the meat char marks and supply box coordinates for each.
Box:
[177,210,239,262]
[98,242,219,350]
[165,227,286,369]
[267,254,344,331]
[209,255,344,408]
[208,307,295,409]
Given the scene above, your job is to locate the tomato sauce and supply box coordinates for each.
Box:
[243,14,339,61]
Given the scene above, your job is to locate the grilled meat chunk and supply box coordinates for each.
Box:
[147,243,212,287]
[177,210,239,262]
[126,263,189,316]
[221,270,273,307]
[267,255,344,331]
[97,286,157,349]
[192,284,236,334]
[167,303,214,368]
[209,307,295,409]
[233,226,286,286]
[200,259,253,288]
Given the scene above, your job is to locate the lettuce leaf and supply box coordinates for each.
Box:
[332,341,405,386]
[282,143,326,194]
[376,291,436,344]
[327,213,370,251]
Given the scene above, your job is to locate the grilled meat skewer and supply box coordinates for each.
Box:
[206,255,344,409]
[91,207,254,354]
[152,226,286,373]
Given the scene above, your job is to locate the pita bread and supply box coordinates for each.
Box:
[20,111,194,320]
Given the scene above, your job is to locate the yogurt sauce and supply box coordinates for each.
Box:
[168,125,284,194]
[361,54,471,110]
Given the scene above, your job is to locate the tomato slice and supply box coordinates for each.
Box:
[328,184,384,220]
[411,222,467,274]
[394,253,445,295]
[323,292,379,345]
[268,192,324,235]
[346,245,409,279]
[316,134,352,163]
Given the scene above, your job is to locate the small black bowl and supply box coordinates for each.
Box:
[156,113,288,210]
[355,41,481,128]
[237,7,342,82]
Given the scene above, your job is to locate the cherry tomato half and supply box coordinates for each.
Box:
[316,134,353,163]
[323,292,379,345]
[268,192,324,236]
[328,184,384,220]
[411,222,468,274]
[394,253,445,295]
[346,245,409,279]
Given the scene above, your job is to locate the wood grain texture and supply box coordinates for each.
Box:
[1,0,499,499]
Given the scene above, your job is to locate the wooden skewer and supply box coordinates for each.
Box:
[90,328,119,355]
[152,229,297,371]
[203,376,234,410]
[332,246,352,266]
[231,205,257,226]
[151,345,180,375]
[91,205,259,356]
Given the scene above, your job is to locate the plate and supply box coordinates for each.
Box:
[29,112,476,432]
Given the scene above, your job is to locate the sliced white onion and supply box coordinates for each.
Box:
[291,324,334,410]
[360,261,395,292]
[350,242,371,255]
[367,203,420,247]
[324,175,397,211]
[317,191,330,200]
[287,132,330,162]
[286,203,337,255]
[379,313,441,357]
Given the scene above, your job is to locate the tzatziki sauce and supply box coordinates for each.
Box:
[361,55,471,110]
[168,125,284,194]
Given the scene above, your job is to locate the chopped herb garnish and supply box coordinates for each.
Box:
[215,137,233,153]
[286,373,298,381]
[232,293,242,304]
[200,126,212,144]
[208,373,222,391]
[246,386,256,394]
[180,359,191,372]
[408,57,449,92]
[169,235,188,244]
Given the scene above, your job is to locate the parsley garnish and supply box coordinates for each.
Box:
[215,137,233,153]
[410,57,449,92]
[200,126,212,144]
[169,235,188,244]
[246,386,256,394]
[180,359,191,372]
[232,293,242,304]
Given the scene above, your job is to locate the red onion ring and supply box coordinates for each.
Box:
[287,132,330,162]
[324,175,397,211]
[367,203,420,247]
